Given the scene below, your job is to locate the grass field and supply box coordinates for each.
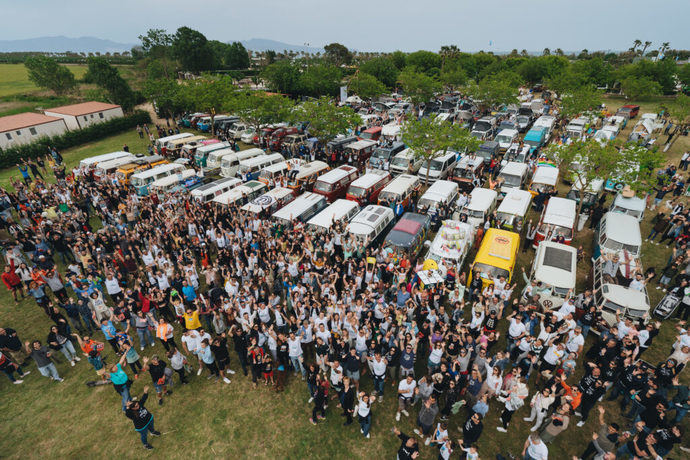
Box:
[0,63,89,98]
[1,104,689,459]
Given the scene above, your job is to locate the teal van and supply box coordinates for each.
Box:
[523,128,547,153]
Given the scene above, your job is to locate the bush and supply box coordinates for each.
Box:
[0,110,150,168]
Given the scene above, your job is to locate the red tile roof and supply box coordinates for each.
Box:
[0,113,65,133]
[45,101,121,116]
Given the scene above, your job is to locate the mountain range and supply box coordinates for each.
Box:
[0,36,323,54]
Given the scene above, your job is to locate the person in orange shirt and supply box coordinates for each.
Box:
[155,318,177,351]
[559,375,582,411]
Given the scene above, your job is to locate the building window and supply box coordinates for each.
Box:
[90,114,94,119]
[5,133,11,140]
[99,112,104,119]
[30,128,37,135]
[16,130,21,135]
[84,116,88,121]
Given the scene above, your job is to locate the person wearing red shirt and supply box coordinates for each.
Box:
[2,260,25,303]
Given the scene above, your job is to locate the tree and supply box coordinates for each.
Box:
[659,94,690,150]
[85,57,137,111]
[440,67,468,91]
[542,48,551,56]
[289,97,361,147]
[179,76,235,135]
[324,43,353,66]
[406,50,442,76]
[24,56,76,95]
[143,78,183,120]
[138,29,173,58]
[402,117,480,185]
[466,73,518,110]
[678,64,690,88]
[390,51,407,70]
[397,68,441,107]
[346,72,387,100]
[631,39,642,53]
[171,26,215,72]
[548,139,663,222]
[360,57,400,88]
[439,45,461,71]
[227,91,295,133]
[225,41,250,69]
[621,76,662,100]
[261,60,301,95]
[559,86,603,119]
[299,64,342,97]
[641,41,652,56]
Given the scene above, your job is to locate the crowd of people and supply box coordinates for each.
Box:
[0,126,689,459]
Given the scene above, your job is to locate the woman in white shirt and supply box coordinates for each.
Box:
[523,386,555,432]
[356,392,375,438]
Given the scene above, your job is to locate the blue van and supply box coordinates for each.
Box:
[523,128,547,153]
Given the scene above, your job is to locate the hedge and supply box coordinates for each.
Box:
[0,110,151,168]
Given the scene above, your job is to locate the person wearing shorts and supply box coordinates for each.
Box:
[396,374,417,421]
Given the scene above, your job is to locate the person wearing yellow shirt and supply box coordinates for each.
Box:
[183,308,202,330]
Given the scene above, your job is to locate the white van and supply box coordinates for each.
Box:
[595,212,642,259]
[529,166,559,196]
[212,180,267,206]
[610,193,646,222]
[495,129,519,152]
[425,220,474,272]
[534,115,557,141]
[389,148,423,175]
[347,205,396,245]
[220,148,265,178]
[79,151,133,170]
[191,177,242,202]
[530,241,577,309]
[272,192,328,225]
[417,151,458,183]
[496,189,532,231]
[534,197,577,247]
[204,147,236,173]
[497,162,530,197]
[92,154,137,179]
[150,169,198,196]
[154,133,193,154]
[461,188,498,230]
[131,163,186,196]
[377,174,420,207]
[417,180,459,212]
[237,153,285,180]
[241,187,296,216]
[307,199,360,232]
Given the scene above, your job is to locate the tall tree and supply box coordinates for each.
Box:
[559,86,603,119]
[406,50,442,76]
[85,57,137,111]
[138,29,173,59]
[143,78,183,120]
[397,68,441,107]
[346,72,387,100]
[226,91,295,133]
[360,57,400,88]
[225,41,250,69]
[171,26,215,72]
[324,43,353,66]
[466,73,518,111]
[260,60,301,95]
[289,97,361,147]
[299,64,343,97]
[620,76,661,100]
[179,76,235,135]
[402,117,480,185]
[24,56,76,95]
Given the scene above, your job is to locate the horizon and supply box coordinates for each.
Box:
[1,0,688,53]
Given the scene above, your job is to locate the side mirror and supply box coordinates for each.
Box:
[423,240,432,248]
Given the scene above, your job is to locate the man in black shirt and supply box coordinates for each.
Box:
[392,427,419,460]
[125,386,160,449]
[141,355,170,405]
[462,411,484,445]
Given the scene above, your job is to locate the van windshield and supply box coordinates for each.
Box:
[131,177,145,187]
[495,134,512,145]
[314,182,332,193]
[497,212,516,224]
[378,191,399,202]
[348,186,366,197]
[455,166,474,179]
[602,239,640,256]
[429,158,448,171]
[417,198,438,209]
[538,224,572,239]
[499,173,522,187]
[372,149,390,160]
[473,263,509,280]
[464,209,484,219]
[360,132,375,140]
[474,121,491,132]
[390,157,410,168]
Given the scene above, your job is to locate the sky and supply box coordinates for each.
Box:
[1,0,688,52]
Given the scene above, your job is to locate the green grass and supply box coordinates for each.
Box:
[0,113,689,459]
[0,63,88,97]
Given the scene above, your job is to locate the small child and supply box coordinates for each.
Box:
[262,355,274,385]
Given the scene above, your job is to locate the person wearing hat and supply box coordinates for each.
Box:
[125,386,161,450]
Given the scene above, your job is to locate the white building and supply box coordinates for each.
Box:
[0,113,68,150]
[44,101,124,130]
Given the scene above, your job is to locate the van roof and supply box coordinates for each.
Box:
[350,170,390,189]
[272,192,326,221]
[294,161,330,179]
[419,180,458,202]
[196,141,232,154]
[500,161,529,176]
[394,148,416,160]
[347,139,377,150]
[497,128,519,137]
[237,148,265,159]
[241,187,294,213]
[533,241,577,289]
[79,151,132,167]
[543,197,576,227]
[307,199,360,230]
[240,153,284,167]
[497,189,532,214]
[347,205,394,236]
[613,194,646,212]
[431,150,457,161]
[601,283,649,310]
[191,177,241,196]
[212,181,266,204]
[381,174,419,194]
[156,133,193,144]
[94,154,136,171]
[151,169,197,188]
[207,147,236,159]
[474,228,520,272]
[601,212,641,245]
[315,165,358,184]
[456,156,484,169]
[466,188,498,211]
[532,166,559,185]
[132,163,184,180]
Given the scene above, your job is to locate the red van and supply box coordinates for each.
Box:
[617,104,640,119]
[346,170,391,205]
[313,165,360,202]
[359,126,382,141]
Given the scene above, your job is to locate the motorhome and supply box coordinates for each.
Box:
[528,166,559,197]
[610,193,646,222]
[258,159,304,186]
[417,150,458,183]
[203,147,236,173]
[191,177,242,202]
[530,241,578,309]
[116,155,168,184]
[496,189,532,231]
[79,151,133,170]
[347,205,396,246]
[271,192,328,225]
[220,148,265,178]
[306,199,360,232]
[417,180,459,212]
[468,228,520,289]
[533,197,577,247]
[212,180,267,206]
[460,188,498,230]
[497,162,530,197]
[150,169,198,197]
[312,165,360,202]
[131,163,186,196]
[194,141,232,168]
[236,153,285,181]
[377,174,420,208]
[182,138,218,158]
[383,212,431,260]
[495,129,519,152]
[368,142,405,171]
[166,135,207,156]
[449,156,484,192]
[286,161,330,192]
[389,148,423,175]
[424,220,474,272]
[154,133,193,155]
[240,187,297,217]
[92,154,137,180]
[344,139,377,169]
[566,178,605,214]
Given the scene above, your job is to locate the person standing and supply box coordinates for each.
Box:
[141,355,171,405]
[356,391,376,438]
[522,433,548,460]
[125,386,161,450]
[2,261,25,303]
[310,376,328,425]
[539,403,570,444]
[25,340,63,382]
[396,374,417,421]
[392,427,419,460]
[414,394,439,446]
[109,353,132,412]
[341,376,356,426]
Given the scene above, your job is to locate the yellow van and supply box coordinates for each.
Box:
[468,228,520,289]
[116,155,168,184]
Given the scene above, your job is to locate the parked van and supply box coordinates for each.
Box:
[307,199,360,232]
[368,142,405,170]
[594,211,642,260]
[471,116,497,140]
[610,193,646,222]
[425,220,474,272]
[450,156,484,192]
[417,180,459,212]
[528,166,559,197]
[155,133,193,155]
[191,177,242,202]
[418,150,458,183]
[116,155,168,184]
[501,144,529,166]
[194,141,232,168]
[497,162,530,197]
[326,136,358,157]
[377,174,420,208]
[237,153,285,181]
[533,115,557,141]
[272,192,328,225]
[313,165,360,202]
[203,147,236,173]
[258,159,304,186]
[166,135,207,156]
[389,148,423,175]
[220,148,265,178]
[495,129,519,152]
[150,169,198,197]
[344,139,377,169]
[182,138,218,158]
[476,141,500,166]
[241,186,297,217]
[383,212,431,260]
[566,178,604,214]
[346,170,391,205]
[212,180,267,206]
[131,163,186,196]
[347,205,396,246]
[358,126,382,142]
[79,151,133,170]
[286,161,330,192]
[534,197,577,247]
[530,241,577,309]
[469,228,520,288]
[496,189,532,231]
[524,128,547,153]
[93,154,137,180]
[460,188,498,230]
